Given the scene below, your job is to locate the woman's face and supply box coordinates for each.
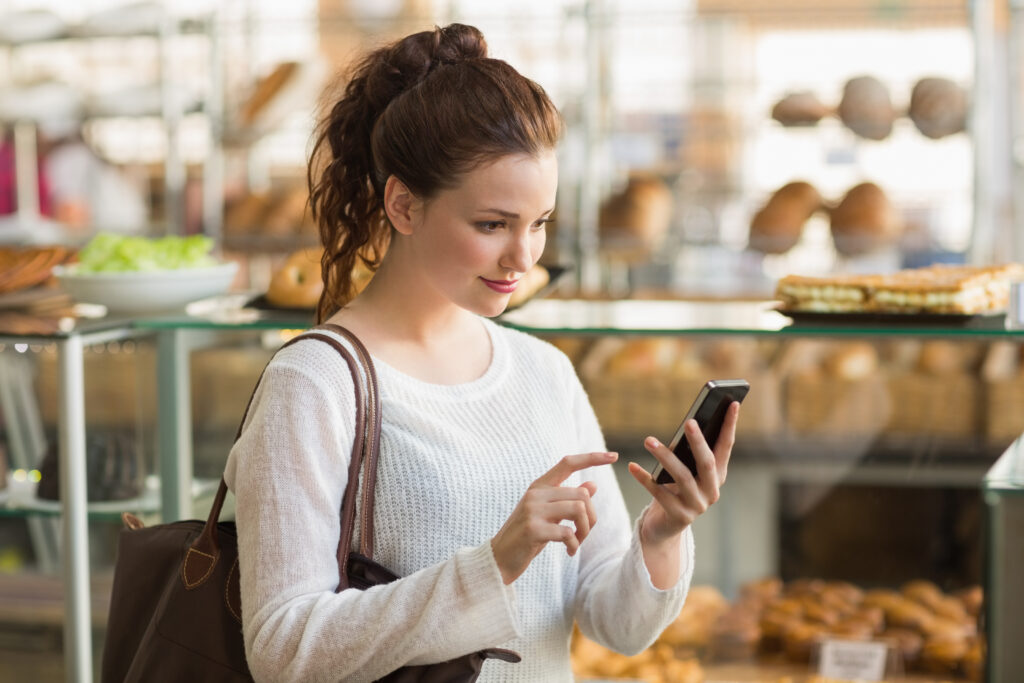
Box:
[407,150,558,317]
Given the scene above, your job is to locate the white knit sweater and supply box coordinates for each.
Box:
[224,319,694,682]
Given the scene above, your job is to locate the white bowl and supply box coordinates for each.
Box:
[53,262,238,314]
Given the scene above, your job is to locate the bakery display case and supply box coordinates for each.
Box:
[1,298,1022,681]
[502,298,1024,682]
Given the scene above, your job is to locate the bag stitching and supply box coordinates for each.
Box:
[182,547,218,589]
[225,557,242,623]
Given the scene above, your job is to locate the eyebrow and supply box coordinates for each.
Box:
[478,208,556,219]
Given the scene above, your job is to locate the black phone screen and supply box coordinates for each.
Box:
[652,379,749,485]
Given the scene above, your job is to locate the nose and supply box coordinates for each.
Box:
[501,229,534,274]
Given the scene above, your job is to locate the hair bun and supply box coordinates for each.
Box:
[431,23,488,66]
[365,23,487,110]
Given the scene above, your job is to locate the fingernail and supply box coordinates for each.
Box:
[605,452,618,460]
[645,437,660,449]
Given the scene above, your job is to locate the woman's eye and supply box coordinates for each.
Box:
[532,218,553,232]
[476,221,504,233]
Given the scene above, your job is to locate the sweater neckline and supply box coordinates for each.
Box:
[347,317,508,400]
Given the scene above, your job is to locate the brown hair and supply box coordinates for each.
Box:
[308,23,563,322]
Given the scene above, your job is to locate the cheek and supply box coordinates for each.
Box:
[439,231,495,270]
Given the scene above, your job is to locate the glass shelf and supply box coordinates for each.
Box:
[0,477,220,521]
[500,298,1024,338]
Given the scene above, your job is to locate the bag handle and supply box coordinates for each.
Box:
[183,325,380,591]
[316,323,382,562]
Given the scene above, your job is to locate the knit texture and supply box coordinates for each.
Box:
[224,319,694,682]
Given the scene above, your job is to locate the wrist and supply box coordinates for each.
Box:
[639,509,683,550]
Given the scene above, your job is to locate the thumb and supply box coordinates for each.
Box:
[580,481,598,497]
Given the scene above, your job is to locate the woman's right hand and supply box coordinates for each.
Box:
[491,451,618,585]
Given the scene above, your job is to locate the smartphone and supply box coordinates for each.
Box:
[650,379,750,485]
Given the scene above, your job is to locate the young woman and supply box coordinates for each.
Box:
[225,23,739,682]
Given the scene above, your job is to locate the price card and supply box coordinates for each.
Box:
[818,638,888,681]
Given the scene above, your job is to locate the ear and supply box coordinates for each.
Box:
[383,175,421,236]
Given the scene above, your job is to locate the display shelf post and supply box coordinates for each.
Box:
[56,334,92,683]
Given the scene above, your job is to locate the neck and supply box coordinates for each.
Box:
[345,246,476,346]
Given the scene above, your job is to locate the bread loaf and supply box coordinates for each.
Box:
[830,181,902,256]
[598,175,673,249]
[771,91,830,126]
[748,180,822,254]
[838,75,895,140]
[909,77,967,140]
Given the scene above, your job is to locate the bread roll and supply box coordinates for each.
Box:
[917,341,969,375]
[830,182,902,256]
[838,76,895,141]
[266,247,324,309]
[771,91,830,126]
[598,175,673,249]
[748,181,822,254]
[824,342,879,380]
[604,338,681,376]
[910,77,967,140]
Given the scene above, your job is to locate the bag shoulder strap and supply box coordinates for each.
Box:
[188,324,380,591]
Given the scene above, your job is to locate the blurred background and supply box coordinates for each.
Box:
[1,2,1022,682]
[0,0,1018,299]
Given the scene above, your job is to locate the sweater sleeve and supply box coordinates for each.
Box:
[223,350,520,683]
[559,356,694,655]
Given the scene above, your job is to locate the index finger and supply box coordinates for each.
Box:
[535,452,618,487]
[714,401,740,480]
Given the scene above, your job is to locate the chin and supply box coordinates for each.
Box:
[460,295,509,318]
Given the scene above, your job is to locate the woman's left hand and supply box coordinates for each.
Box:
[627,401,739,546]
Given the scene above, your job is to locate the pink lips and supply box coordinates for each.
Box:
[480,277,519,294]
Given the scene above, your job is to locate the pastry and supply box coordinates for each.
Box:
[920,635,969,675]
[917,341,971,376]
[852,605,885,633]
[885,599,935,631]
[266,248,324,309]
[909,77,967,139]
[782,621,826,662]
[880,628,924,667]
[955,585,984,617]
[771,91,830,126]
[709,611,761,661]
[829,182,902,256]
[759,610,799,652]
[776,263,1024,315]
[963,638,985,681]
[748,181,822,254]
[838,75,895,140]
[901,579,944,606]
[740,577,783,604]
[605,338,683,376]
[829,618,874,641]
[598,175,673,250]
[823,342,879,381]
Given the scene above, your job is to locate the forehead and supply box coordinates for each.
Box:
[443,151,558,207]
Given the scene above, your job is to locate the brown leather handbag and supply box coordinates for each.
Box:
[101,324,519,682]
